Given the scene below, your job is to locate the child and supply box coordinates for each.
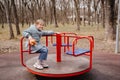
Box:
[22,19,54,70]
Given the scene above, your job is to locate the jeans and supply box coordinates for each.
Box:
[36,46,48,61]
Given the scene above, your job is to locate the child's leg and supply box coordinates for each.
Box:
[33,46,48,69]
[36,46,49,68]
[38,46,48,60]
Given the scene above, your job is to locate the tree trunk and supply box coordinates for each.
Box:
[49,1,53,24]
[21,0,25,27]
[74,0,81,30]
[0,14,4,28]
[0,1,5,28]
[101,0,105,28]
[105,0,116,41]
[4,0,14,39]
[27,1,35,24]
[63,1,69,24]
[12,0,20,35]
[83,0,86,26]
[43,0,47,26]
[88,0,91,25]
[51,0,58,27]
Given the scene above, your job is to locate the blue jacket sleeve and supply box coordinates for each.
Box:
[42,30,54,36]
[22,28,32,38]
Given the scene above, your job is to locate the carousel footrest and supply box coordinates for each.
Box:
[66,48,90,55]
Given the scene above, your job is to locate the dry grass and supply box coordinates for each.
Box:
[0,23,116,53]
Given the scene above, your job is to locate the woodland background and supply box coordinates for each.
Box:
[0,0,119,53]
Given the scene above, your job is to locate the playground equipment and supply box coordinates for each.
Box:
[20,32,94,77]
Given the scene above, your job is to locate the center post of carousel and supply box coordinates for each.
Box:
[20,32,94,77]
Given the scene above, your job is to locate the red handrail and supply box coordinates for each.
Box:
[71,36,94,69]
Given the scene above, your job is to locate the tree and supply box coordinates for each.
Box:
[105,0,116,41]
[4,0,14,39]
[43,0,47,26]
[87,0,91,25]
[93,0,100,24]
[51,0,58,27]
[101,0,105,28]
[48,0,52,24]
[0,1,5,28]
[27,1,35,23]
[60,0,70,24]
[74,0,81,30]
[83,0,86,26]
[11,0,20,35]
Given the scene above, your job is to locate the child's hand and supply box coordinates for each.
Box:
[28,36,36,46]
[29,39,36,46]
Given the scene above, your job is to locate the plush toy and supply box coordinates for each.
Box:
[29,39,36,46]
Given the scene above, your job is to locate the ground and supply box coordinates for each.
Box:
[0,50,120,80]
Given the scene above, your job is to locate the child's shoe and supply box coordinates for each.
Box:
[33,62,43,70]
[41,61,49,68]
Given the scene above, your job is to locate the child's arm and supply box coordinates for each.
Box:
[22,29,36,46]
[22,29,32,38]
[41,30,54,36]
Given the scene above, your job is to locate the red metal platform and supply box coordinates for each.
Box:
[26,54,90,77]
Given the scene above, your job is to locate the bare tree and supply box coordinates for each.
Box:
[93,0,100,24]
[51,0,58,27]
[4,0,14,39]
[11,0,20,35]
[26,0,35,23]
[60,0,70,24]
[101,0,105,28]
[0,1,5,28]
[43,0,47,26]
[87,0,91,25]
[83,0,86,26]
[74,0,81,30]
[105,0,116,41]
[21,0,25,27]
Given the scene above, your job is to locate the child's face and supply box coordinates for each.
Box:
[36,23,44,30]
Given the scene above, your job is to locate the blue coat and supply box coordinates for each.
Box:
[22,25,54,53]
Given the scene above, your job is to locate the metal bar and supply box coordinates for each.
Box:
[56,33,62,62]
[67,36,70,51]
[28,41,31,54]
[46,36,48,47]
[20,37,26,67]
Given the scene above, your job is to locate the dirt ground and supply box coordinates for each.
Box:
[0,50,120,80]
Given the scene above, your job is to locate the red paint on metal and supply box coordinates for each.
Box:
[46,36,48,47]
[20,37,26,67]
[56,33,61,62]
[26,67,91,77]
